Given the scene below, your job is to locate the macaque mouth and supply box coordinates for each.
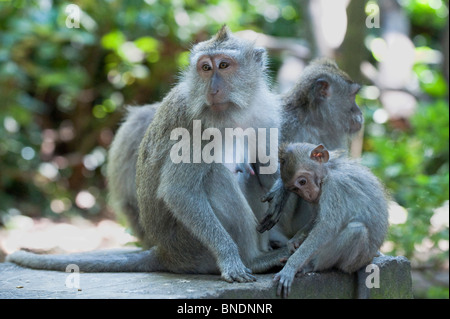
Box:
[350,119,363,132]
[349,114,364,133]
[308,193,320,203]
[300,191,320,203]
[210,102,230,112]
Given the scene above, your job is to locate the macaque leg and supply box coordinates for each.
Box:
[204,166,272,277]
[273,225,333,298]
[312,221,372,273]
[312,222,375,299]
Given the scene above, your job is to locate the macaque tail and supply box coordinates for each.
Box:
[6,247,163,273]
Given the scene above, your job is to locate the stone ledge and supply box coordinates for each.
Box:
[0,255,413,299]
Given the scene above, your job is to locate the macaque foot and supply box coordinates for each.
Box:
[221,259,256,283]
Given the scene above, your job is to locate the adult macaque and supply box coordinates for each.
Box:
[135,25,284,282]
[265,143,389,298]
[8,26,287,281]
[257,58,364,247]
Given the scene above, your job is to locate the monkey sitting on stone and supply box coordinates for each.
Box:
[8,26,288,282]
[262,142,389,298]
[253,58,364,248]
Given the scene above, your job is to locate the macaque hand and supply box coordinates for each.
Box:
[257,182,286,233]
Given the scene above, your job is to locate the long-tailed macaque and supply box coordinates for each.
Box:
[7,26,287,281]
[134,25,284,282]
[252,58,364,247]
[268,143,389,298]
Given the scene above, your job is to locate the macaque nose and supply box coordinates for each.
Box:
[211,88,219,95]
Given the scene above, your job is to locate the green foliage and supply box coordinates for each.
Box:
[362,100,449,261]
[401,0,449,31]
[0,0,302,221]
[426,285,450,299]
[414,61,448,97]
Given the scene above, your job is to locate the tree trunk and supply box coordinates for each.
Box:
[338,0,368,83]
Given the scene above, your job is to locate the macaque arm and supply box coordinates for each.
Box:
[274,221,336,298]
[158,161,255,282]
[288,222,335,270]
[257,178,293,232]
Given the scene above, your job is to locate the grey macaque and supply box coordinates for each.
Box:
[262,143,389,298]
[257,58,364,247]
[135,25,285,282]
[8,26,287,281]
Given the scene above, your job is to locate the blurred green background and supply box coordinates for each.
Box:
[0,0,448,298]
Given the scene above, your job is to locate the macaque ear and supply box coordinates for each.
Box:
[215,24,231,42]
[314,78,331,99]
[310,144,329,163]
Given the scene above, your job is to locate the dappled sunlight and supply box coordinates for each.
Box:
[388,201,408,225]
[0,216,137,257]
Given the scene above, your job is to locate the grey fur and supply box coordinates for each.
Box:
[281,58,363,149]
[106,103,159,242]
[272,143,389,298]
[7,26,287,280]
[258,58,364,246]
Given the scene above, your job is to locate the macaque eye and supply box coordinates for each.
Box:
[202,64,212,71]
[299,178,307,186]
[219,62,229,69]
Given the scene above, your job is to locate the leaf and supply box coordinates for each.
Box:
[101,30,126,50]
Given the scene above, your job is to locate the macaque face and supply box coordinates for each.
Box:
[345,82,363,133]
[323,78,363,134]
[285,169,322,203]
[196,54,238,112]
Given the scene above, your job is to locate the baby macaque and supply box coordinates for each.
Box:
[261,143,389,298]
